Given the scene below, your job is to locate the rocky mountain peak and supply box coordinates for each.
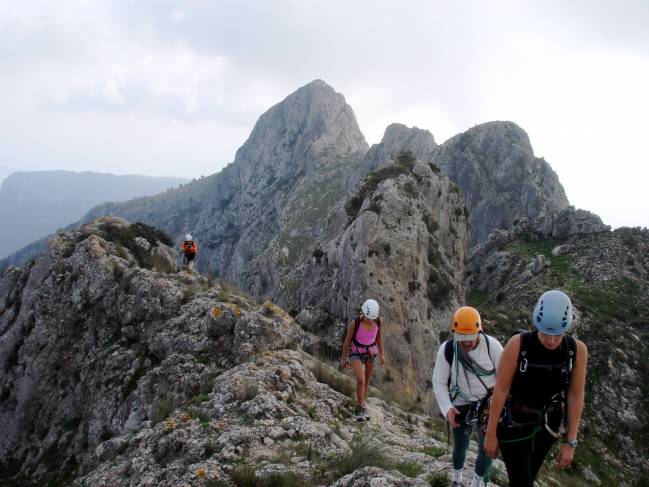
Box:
[432,120,570,244]
[235,79,368,187]
[351,124,437,185]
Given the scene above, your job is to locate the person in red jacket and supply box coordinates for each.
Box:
[180,233,198,271]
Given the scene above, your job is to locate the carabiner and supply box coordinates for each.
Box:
[519,357,528,373]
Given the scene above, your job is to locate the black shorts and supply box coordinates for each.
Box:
[349,353,375,364]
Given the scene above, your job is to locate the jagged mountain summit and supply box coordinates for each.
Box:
[80,80,369,308]
[0,170,187,259]
[358,121,570,245]
[432,121,569,244]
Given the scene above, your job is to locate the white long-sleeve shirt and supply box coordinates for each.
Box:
[432,334,503,418]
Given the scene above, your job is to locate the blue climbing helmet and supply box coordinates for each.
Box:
[532,290,573,335]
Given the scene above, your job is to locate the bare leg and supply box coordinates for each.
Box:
[350,360,366,407]
[363,361,374,405]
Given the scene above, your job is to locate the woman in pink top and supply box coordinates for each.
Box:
[341,299,385,421]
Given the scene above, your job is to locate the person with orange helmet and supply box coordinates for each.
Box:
[432,306,503,487]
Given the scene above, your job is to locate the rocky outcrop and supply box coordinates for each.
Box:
[466,207,609,294]
[431,121,570,244]
[300,153,469,406]
[0,218,303,484]
[346,121,571,246]
[350,124,437,185]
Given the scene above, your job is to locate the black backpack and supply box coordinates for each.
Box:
[444,331,494,367]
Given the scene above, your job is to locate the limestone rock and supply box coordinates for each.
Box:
[551,244,574,257]
[431,121,570,244]
[300,155,469,406]
[350,123,437,185]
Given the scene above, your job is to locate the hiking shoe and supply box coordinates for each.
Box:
[362,406,370,421]
[355,407,366,422]
[450,482,463,487]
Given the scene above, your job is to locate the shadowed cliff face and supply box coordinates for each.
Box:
[298,153,469,408]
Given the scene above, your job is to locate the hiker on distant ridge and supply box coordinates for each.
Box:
[432,306,503,487]
[180,233,198,271]
[341,299,385,422]
[484,290,588,487]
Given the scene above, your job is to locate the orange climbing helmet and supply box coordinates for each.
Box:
[452,306,481,341]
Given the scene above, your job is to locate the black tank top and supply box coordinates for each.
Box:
[510,331,573,410]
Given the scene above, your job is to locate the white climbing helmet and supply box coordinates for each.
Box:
[361,299,380,320]
[185,234,192,241]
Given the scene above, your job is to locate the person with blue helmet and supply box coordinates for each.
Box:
[484,290,588,487]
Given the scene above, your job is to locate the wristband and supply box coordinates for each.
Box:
[564,438,578,448]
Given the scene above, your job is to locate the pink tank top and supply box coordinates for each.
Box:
[350,320,379,356]
[355,322,378,345]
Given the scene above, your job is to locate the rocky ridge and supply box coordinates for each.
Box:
[0,217,506,486]
[343,121,570,247]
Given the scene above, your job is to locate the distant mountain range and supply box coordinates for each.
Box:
[0,171,187,258]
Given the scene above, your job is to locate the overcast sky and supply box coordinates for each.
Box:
[1,0,648,228]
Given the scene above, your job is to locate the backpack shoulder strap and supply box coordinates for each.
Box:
[481,331,494,366]
[518,331,532,372]
[565,335,577,372]
[353,316,361,340]
[444,339,454,366]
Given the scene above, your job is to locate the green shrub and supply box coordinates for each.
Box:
[330,434,392,478]
[152,397,175,424]
[231,464,257,487]
[418,446,446,458]
[193,354,210,365]
[396,462,423,477]
[428,472,449,487]
[191,393,209,406]
[428,162,442,174]
[345,151,416,220]
[99,221,173,271]
[229,465,309,487]
[241,380,258,401]
[310,362,355,397]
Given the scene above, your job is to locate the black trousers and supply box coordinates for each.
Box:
[498,427,556,487]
